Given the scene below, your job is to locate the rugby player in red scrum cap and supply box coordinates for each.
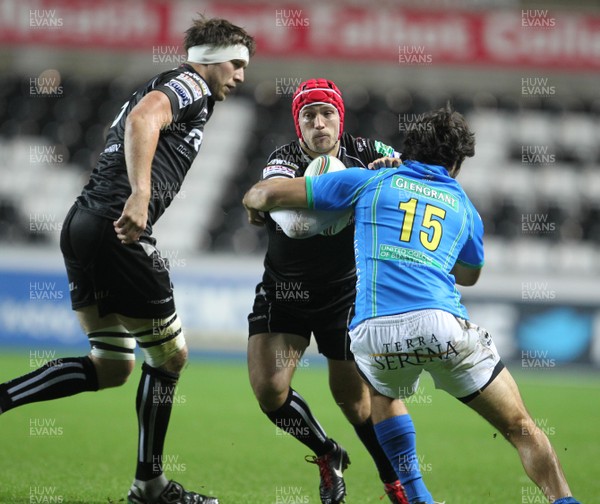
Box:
[245,79,437,504]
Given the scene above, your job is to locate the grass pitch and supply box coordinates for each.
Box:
[0,349,598,503]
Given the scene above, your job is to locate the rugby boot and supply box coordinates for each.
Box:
[305,440,350,504]
[127,480,219,504]
[383,480,410,504]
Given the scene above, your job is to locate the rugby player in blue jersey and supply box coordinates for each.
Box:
[243,105,580,504]
[246,78,425,504]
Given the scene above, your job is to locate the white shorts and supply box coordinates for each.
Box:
[349,309,501,400]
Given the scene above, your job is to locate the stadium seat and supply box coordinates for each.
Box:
[1,75,599,271]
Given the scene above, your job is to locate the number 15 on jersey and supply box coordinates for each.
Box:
[398,197,446,252]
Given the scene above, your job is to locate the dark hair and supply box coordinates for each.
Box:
[183,15,256,56]
[402,104,475,170]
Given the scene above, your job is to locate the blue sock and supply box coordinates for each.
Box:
[374,415,433,504]
[554,498,580,504]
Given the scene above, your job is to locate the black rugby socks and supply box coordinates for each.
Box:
[0,356,99,413]
[353,416,399,484]
[135,362,179,481]
[265,387,335,456]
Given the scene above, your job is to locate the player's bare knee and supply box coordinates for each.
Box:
[497,411,538,445]
[512,416,541,441]
[92,358,135,389]
[249,359,293,406]
[256,382,288,409]
[259,394,289,412]
[102,366,133,389]
[334,393,370,424]
[330,378,369,417]
[253,376,290,411]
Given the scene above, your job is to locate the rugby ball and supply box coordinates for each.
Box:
[304,155,353,236]
[304,154,346,176]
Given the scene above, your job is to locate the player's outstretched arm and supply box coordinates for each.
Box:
[243,178,308,220]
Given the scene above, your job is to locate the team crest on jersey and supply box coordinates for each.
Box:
[355,137,368,152]
[165,79,192,108]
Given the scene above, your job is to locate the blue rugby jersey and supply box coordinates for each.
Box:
[305,160,484,329]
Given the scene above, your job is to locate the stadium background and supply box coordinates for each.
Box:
[0,1,599,503]
[1,0,599,367]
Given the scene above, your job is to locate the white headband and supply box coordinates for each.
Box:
[187,44,250,65]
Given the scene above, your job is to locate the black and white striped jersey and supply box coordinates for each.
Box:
[261,133,400,285]
[76,63,214,235]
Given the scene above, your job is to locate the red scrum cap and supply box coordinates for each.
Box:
[292,78,345,140]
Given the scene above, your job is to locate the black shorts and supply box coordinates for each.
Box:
[247,273,356,360]
[60,205,175,319]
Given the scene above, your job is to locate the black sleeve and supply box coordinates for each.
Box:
[154,71,210,123]
[354,136,402,164]
[262,145,303,180]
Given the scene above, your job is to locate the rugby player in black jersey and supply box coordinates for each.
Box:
[246,79,433,504]
[0,16,255,504]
